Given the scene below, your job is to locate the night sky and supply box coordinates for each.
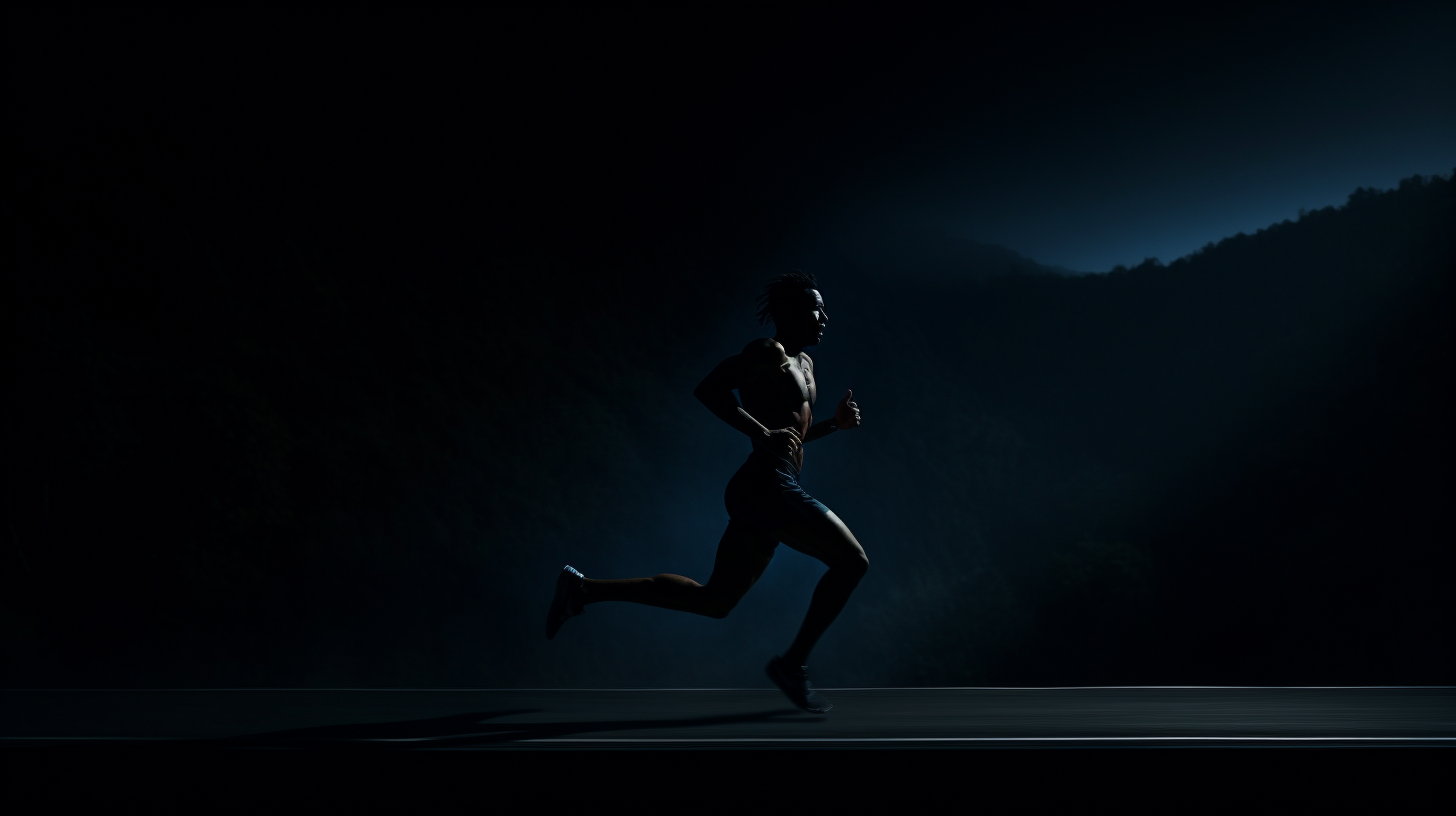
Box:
[791,7,1456,272]
[18,6,1454,272]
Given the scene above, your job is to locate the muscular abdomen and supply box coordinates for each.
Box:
[737,343,816,469]
[743,394,812,469]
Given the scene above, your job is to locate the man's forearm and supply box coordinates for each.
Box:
[804,418,838,443]
[695,388,766,439]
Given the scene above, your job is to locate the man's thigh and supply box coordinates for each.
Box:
[772,508,866,569]
[705,518,778,596]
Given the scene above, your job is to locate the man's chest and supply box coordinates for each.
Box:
[786,356,816,405]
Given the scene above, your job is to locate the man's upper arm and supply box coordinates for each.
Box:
[695,353,745,399]
[696,339,786,401]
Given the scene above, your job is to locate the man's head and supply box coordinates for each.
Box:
[755,270,829,346]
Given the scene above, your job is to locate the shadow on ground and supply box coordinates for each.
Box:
[206,708,807,749]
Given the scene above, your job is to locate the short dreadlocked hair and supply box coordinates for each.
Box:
[753,270,819,326]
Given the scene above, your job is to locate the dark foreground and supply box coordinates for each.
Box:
[3,686,1452,748]
[4,688,1449,807]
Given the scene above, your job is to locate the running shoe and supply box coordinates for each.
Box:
[546,565,586,640]
[766,655,832,713]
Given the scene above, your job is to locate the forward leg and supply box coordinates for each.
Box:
[772,509,869,667]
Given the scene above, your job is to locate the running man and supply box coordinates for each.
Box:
[545,271,865,713]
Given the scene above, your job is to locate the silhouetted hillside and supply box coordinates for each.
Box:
[817,172,1454,684]
[3,162,1451,687]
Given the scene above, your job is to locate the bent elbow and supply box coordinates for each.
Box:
[694,382,731,409]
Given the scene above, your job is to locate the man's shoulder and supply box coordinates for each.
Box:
[740,337,786,360]
[741,336,782,352]
[739,338,789,379]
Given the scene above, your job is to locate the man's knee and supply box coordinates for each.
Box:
[700,589,745,619]
[837,551,869,581]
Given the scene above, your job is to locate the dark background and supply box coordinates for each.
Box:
[5,7,1453,687]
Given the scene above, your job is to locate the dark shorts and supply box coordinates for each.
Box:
[724,450,833,540]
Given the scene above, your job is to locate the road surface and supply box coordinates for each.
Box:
[3,686,1451,749]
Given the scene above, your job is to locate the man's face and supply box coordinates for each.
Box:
[786,289,829,346]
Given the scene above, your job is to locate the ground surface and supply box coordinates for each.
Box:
[3,686,1451,749]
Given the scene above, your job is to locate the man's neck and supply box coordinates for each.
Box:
[774,335,808,357]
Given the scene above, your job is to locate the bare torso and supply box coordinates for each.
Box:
[738,339,817,470]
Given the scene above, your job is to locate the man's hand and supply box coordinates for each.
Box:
[766,426,803,457]
[735,406,803,455]
[833,389,862,430]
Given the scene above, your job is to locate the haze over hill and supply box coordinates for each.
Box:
[772,225,1090,285]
